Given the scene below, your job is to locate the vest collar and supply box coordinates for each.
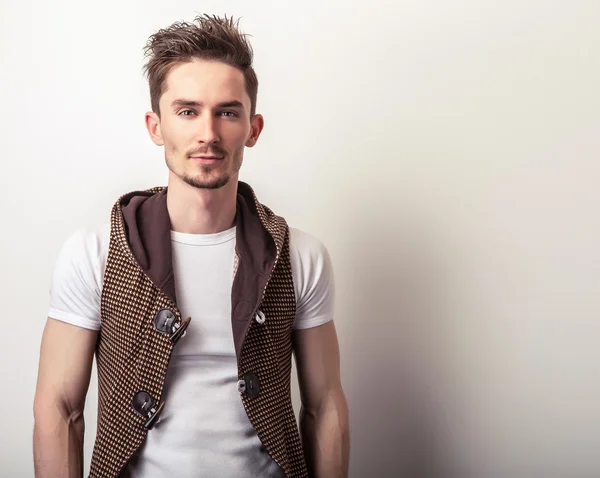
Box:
[113,181,286,359]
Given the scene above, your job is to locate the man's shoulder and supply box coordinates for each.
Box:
[288,227,330,258]
[287,227,334,282]
[58,222,110,263]
[287,227,335,327]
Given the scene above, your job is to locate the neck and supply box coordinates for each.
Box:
[166,173,238,234]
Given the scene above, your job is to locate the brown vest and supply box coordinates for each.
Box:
[88,182,308,478]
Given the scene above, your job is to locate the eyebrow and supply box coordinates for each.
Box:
[170,99,245,109]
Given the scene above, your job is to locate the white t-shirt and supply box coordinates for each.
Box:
[47,223,335,477]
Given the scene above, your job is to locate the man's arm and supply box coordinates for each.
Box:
[293,320,350,478]
[33,318,98,478]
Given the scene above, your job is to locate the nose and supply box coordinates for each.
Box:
[197,113,220,145]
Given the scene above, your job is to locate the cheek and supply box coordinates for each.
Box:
[224,121,250,141]
[235,127,253,147]
[163,127,190,154]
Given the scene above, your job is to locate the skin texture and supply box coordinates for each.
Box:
[145,59,263,235]
[33,57,349,478]
[293,321,350,477]
[33,319,98,478]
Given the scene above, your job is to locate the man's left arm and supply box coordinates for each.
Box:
[293,320,350,478]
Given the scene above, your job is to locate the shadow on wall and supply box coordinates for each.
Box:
[338,199,460,478]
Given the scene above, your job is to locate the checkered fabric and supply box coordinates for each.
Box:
[238,199,308,478]
[88,186,308,478]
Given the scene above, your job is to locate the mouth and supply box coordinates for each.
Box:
[189,155,225,166]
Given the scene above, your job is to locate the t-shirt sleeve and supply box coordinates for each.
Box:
[289,228,335,330]
[47,227,106,331]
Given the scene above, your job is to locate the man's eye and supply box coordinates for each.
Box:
[220,111,237,117]
[180,110,196,116]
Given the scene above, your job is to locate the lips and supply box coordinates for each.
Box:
[190,155,225,160]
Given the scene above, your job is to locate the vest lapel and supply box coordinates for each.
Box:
[231,183,279,360]
[120,188,176,303]
[118,181,282,361]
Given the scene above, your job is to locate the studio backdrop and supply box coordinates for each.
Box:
[1,1,599,477]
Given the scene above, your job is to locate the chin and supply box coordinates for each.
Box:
[183,173,231,190]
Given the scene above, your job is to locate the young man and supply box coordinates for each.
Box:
[33,15,349,478]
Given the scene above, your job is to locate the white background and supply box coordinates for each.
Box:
[1,1,599,477]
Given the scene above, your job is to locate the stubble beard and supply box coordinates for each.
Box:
[165,150,242,190]
[183,167,231,190]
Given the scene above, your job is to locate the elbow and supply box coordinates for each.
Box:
[330,388,350,440]
[33,392,85,434]
[334,389,350,433]
[303,387,350,429]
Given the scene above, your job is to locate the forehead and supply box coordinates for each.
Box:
[161,59,249,107]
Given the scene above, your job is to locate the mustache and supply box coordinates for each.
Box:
[187,145,227,157]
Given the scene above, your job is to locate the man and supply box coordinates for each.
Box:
[33,14,349,478]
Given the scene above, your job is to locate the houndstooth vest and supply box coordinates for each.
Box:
[88,181,308,478]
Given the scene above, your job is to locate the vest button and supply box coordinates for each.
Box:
[132,391,165,430]
[153,308,191,344]
[153,308,177,334]
[239,372,260,397]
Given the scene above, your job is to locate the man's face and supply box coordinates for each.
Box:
[147,58,262,190]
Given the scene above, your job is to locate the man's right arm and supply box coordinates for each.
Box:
[33,318,98,478]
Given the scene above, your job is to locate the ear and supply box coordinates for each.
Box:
[246,114,264,148]
[145,111,164,146]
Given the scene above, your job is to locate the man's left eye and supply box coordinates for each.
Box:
[220,111,236,117]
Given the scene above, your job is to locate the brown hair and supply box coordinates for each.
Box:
[143,14,258,117]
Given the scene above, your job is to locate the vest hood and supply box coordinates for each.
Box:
[114,180,284,358]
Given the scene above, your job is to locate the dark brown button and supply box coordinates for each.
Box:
[243,372,260,397]
[154,309,191,344]
[154,308,177,334]
[132,391,165,430]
